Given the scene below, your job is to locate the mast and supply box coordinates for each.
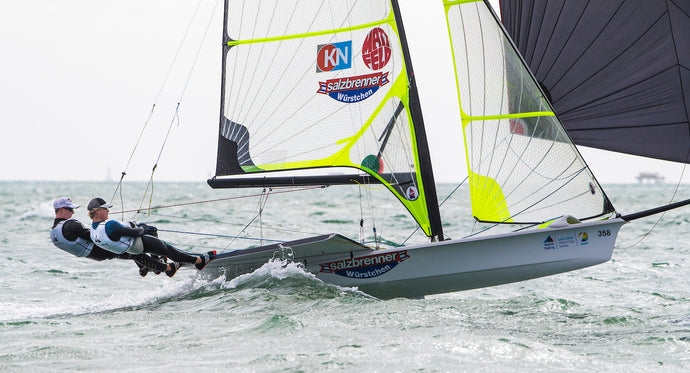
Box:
[391,0,444,241]
[215,0,230,176]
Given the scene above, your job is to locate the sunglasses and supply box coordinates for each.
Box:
[63,207,74,212]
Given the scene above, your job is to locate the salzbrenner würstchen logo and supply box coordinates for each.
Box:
[317,72,390,103]
[319,250,409,278]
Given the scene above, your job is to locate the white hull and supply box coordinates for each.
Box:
[203,219,625,299]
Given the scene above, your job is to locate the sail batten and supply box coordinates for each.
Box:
[225,17,394,47]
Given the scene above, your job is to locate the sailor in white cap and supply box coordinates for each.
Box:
[87,197,215,277]
[50,198,135,262]
[51,197,171,277]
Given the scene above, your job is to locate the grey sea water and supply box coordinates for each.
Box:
[1,181,689,372]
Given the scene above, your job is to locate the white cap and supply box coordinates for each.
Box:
[53,197,79,210]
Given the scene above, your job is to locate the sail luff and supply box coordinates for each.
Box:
[445,0,615,223]
[391,0,444,241]
[215,0,231,176]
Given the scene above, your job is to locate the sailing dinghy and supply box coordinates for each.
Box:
[187,0,649,300]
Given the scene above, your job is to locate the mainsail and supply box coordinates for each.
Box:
[499,0,690,163]
[444,0,614,223]
[209,1,443,239]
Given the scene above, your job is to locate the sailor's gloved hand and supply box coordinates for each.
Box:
[137,223,158,237]
[133,227,146,237]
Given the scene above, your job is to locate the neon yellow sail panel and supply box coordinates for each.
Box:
[216,1,432,234]
[445,0,612,223]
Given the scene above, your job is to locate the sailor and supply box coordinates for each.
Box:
[50,197,168,276]
[87,197,214,277]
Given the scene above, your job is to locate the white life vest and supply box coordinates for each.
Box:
[50,219,94,257]
[90,219,135,254]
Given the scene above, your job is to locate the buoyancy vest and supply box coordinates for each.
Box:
[50,219,94,257]
[90,219,135,254]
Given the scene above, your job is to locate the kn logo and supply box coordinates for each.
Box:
[316,40,352,72]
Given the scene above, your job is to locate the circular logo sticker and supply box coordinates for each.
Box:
[317,44,338,72]
[405,186,419,201]
[362,27,391,70]
[361,154,383,174]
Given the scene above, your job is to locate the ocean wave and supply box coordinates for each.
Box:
[0,276,210,322]
[19,201,55,220]
[218,259,373,300]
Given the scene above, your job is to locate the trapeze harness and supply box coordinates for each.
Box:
[50,219,95,257]
[90,220,139,255]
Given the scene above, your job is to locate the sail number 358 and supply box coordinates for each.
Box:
[597,230,611,237]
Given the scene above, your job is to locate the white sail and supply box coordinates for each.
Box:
[444,0,614,224]
[213,0,441,236]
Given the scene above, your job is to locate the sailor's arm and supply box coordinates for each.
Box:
[104,220,145,241]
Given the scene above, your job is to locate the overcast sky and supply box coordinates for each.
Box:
[1,0,687,184]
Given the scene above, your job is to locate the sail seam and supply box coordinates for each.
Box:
[226,17,392,46]
[443,0,482,5]
[539,0,593,96]
[567,121,690,132]
[532,0,567,77]
[556,65,681,117]
[461,111,555,125]
[554,8,669,107]
[665,0,690,144]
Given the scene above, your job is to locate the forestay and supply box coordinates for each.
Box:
[444,0,614,224]
[210,1,441,237]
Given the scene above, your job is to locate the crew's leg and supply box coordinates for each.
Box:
[140,235,198,264]
[131,253,168,273]
[132,253,182,278]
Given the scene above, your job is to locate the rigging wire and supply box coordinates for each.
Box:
[110,0,206,207]
[619,163,689,250]
[358,184,365,243]
[157,228,283,244]
[147,211,323,236]
[111,187,325,253]
[223,188,273,251]
[351,179,386,245]
[402,177,468,245]
[365,183,379,247]
[138,0,221,214]
[107,186,325,216]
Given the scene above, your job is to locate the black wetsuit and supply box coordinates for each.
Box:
[52,218,131,261]
[53,218,167,272]
[110,223,198,264]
